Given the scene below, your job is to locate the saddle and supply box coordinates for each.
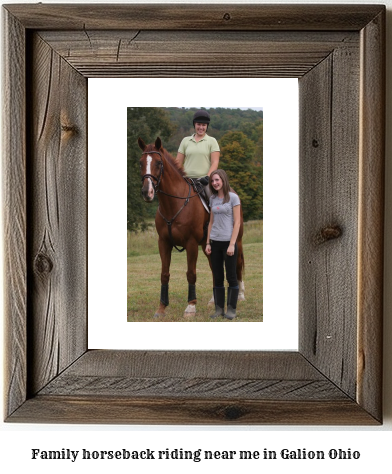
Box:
[189,178,210,214]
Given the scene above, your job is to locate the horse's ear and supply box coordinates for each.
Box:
[155,137,162,150]
[138,137,146,151]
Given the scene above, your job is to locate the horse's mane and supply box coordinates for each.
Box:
[145,143,186,178]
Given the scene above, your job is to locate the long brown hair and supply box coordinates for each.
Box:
[209,169,231,204]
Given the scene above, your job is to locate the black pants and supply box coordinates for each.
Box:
[210,241,238,288]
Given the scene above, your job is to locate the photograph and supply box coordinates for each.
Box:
[127,107,263,322]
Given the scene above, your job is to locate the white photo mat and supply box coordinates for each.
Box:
[88,78,299,350]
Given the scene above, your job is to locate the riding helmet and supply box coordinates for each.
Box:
[193,109,210,126]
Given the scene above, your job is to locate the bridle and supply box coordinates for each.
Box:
[140,149,205,252]
[140,150,164,193]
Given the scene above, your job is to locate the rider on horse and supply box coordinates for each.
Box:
[176,110,220,201]
[139,134,245,319]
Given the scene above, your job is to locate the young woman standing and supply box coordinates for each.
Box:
[205,169,241,320]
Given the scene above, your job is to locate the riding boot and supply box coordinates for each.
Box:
[224,287,239,320]
[210,287,225,318]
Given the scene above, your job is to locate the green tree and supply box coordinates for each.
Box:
[219,131,263,220]
[127,108,263,226]
[127,108,174,232]
[252,122,263,166]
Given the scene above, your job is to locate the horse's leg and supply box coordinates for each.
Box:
[236,238,245,301]
[154,237,172,318]
[184,241,199,316]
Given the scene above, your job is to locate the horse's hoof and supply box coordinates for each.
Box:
[153,312,165,318]
[238,294,245,301]
[208,295,215,305]
[184,304,196,317]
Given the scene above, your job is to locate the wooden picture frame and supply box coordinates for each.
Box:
[3,4,385,424]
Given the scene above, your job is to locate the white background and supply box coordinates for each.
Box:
[88,78,299,351]
[1,1,391,473]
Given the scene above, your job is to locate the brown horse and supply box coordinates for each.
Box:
[138,137,245,318]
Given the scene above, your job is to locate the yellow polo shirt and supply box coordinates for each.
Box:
[178,133,220,178]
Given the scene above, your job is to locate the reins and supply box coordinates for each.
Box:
[141,150,205,252]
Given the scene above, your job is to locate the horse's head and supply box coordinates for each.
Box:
[138,137,163,202]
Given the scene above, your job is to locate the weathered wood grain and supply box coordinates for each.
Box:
[2,7,27,414]
[27,33,87,395]
[6,350,379,424]
[2,8,27,419]
[39,377,347,400]
[2,4,384,425]
[37,351,346,400]
[4,4,384,31]
[357,9,385,422]
[38,30,358,78]
[9,396,378,425]
[60,350,323,379]
[299,43,360,398]
[43,350,336,399]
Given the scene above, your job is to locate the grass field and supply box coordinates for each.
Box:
[127,220,263,322]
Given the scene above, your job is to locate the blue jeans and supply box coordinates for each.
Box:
[210,240,238,288]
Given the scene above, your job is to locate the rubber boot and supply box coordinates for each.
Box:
[210,287,225,318]
[224,287,239,320]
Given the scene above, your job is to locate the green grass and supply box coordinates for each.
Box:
[127,224,160,257]
[127,220,263,322]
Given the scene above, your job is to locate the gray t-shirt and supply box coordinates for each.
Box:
[209,192,241,241]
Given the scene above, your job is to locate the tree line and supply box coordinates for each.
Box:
[128,107,263,232]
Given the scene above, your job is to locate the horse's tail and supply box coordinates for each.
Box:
[237,239,245,279]
[239,202,245,276]
[240,244,245,276]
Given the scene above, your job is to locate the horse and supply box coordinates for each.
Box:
[138,136,245,318]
